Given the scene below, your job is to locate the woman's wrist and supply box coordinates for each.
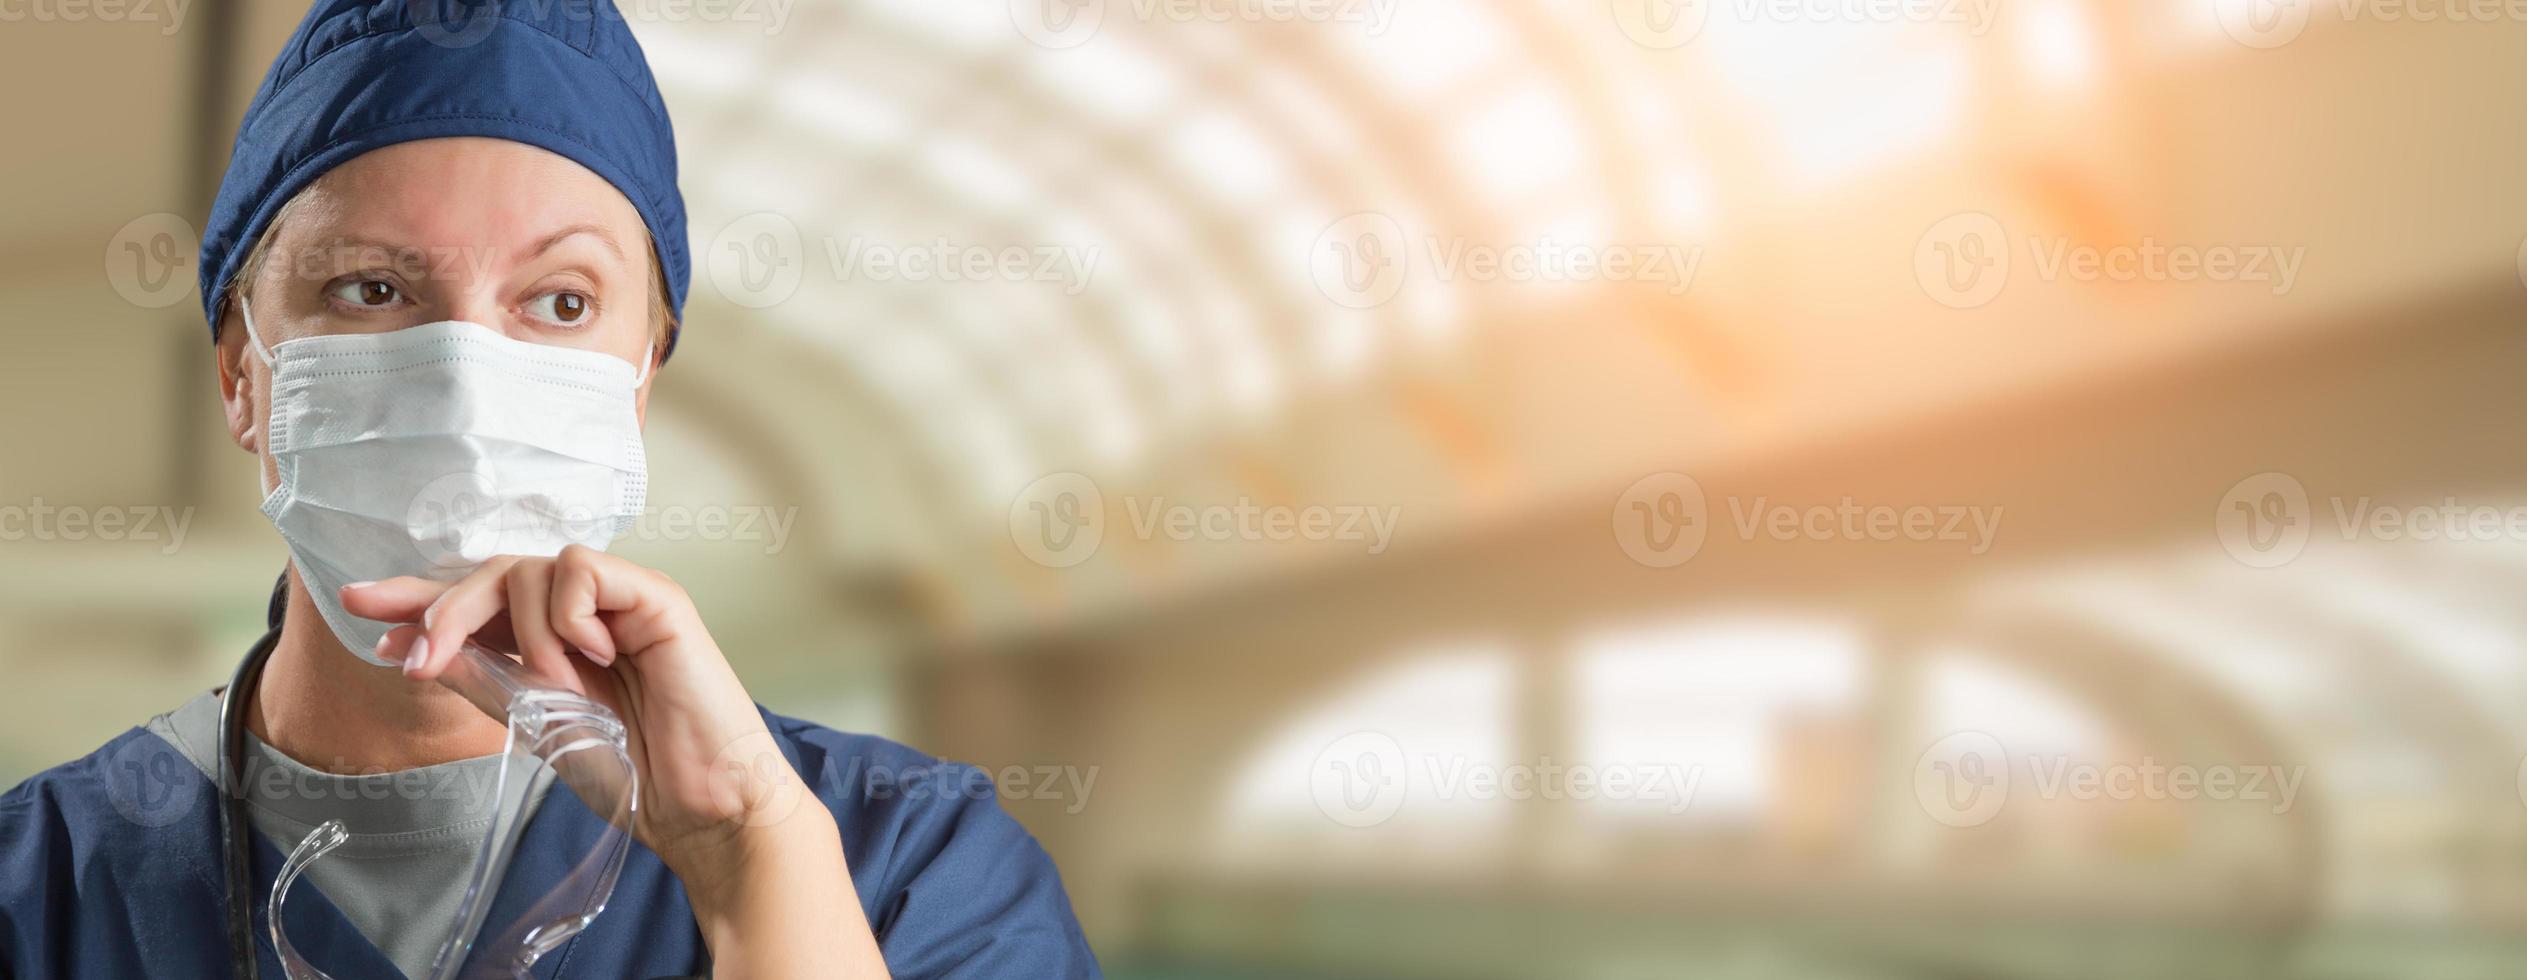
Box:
[668,796,837,924]
[667,799,885,977]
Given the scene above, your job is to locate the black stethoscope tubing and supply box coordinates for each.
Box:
[218,624,282,980]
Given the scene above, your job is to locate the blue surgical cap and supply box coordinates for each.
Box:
[200,0,688,357]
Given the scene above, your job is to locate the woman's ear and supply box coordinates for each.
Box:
[213,300,262,454]
[632,345,660,427]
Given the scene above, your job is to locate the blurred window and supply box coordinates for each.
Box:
[1570,613,1868,828]
[1216,642,1516,870]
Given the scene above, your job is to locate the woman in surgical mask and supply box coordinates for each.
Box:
[231,134,890,975]
[0,2,1098,978]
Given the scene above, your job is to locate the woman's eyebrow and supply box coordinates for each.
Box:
[529,224,628,262]
[302,237,432,268]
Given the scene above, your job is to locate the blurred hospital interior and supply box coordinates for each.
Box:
[7,0,2527,976]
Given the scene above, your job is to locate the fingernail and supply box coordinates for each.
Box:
[404,636,431,678]
[344,581,376,591]
[376,633,401,663]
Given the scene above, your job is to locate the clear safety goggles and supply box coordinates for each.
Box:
[271,642,639,980]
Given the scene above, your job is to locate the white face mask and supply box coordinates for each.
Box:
[242,299,652,665]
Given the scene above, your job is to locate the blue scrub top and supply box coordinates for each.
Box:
[0,707,1102,978]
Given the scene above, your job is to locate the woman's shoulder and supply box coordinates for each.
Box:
[0,727,227,949]
[2,726,217,839]
[762,707,946,773]
[759,707,1030,829]
[758,708,1101,976]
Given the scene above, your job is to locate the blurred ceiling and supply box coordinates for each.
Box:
[3,0,2526,643]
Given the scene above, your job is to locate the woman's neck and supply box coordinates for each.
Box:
[245,569,508,774]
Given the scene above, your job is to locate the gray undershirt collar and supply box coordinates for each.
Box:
[148,688,552,979]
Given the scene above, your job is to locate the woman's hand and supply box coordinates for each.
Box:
[339,547,888,978]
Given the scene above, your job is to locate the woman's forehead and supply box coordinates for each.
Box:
[276,138,647,265]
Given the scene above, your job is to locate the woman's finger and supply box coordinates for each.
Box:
[412,557,521,680]
[504,557,575,681]
[549,545,645,664]
[338,576,453,624]
[377,623,515,719]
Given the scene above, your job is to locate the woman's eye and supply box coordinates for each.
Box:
[530,291,592,325]
[329,279,402,307]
